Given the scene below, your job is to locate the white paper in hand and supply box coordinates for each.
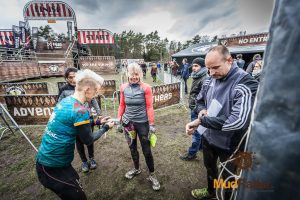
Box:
[197,99,222,135]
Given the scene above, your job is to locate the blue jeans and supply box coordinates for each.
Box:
[188,111,202,155]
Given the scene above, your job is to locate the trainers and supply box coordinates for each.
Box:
[81,162,89,173]
[191,188,216,199]
[180,153,197,161]
[89,158,97,170]
[125,168,141,179]
[147,173,160,191]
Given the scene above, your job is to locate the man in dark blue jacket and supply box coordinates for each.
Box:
[181,58,190,94]
[186,45,258,200]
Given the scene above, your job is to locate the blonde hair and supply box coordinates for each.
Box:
[75,69,104,91]
[127,63,143,80]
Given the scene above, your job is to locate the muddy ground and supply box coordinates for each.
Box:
[0,72,208,200]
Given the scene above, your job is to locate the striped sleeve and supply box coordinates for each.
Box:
[222,84,253,131]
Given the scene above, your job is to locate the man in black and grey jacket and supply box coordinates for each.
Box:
[186,45,258,200]
[180,57,208,161]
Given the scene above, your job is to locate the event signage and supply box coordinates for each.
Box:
[57,80,116,97]
[151,82,180,109]
[79,56,116,74]
[219,33,269,47]
[77,29,115,45]
[0,82,49,103]
[4,95,58,125]
[0,30,14,46]
[12,25,21,49]
[23,1,75,20]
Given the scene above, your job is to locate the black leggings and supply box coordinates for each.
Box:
[36,162,87,200]
[126,121,154,173]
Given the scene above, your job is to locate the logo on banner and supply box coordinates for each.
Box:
[49,65,59,73]
[220,40,228,46]
[191,45,214,53]
[6,86,26,95]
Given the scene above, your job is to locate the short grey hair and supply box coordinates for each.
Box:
[127,63,143,80]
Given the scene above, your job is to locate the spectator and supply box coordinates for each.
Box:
[236,54,245,69]
[246,54,262,74]
[252,60,263,82]
[151,63,157,82]
[140,62,147,78]
[180,57,208,161]
[157,61,161,71]
[181,58,190,94]
[186,45,258,200]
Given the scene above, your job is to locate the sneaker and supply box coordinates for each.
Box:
[81,162,89,173]
[147,173,160,191]
[125,168,141,179]
[191,188,216,199]
[89,158,97,170]
[180,153,197,161]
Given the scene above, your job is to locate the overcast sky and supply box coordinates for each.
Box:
[0,0,274,42]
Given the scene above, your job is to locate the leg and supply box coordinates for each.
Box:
[188,111,202,155]
[125,127,139,170]
[134,122,154,173]
[202,137,218,196]
[76,136,87,162]
[219,150,237,200]
[87,143,94,159]
[36,162,87,200]
[184,78,188,94]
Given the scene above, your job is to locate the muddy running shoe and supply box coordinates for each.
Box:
[81,161,89,173]
[147,173,160,191]
[89,158,97,170]
[191,188,216,199]
[125,168,141,179]
[180,153,197,161]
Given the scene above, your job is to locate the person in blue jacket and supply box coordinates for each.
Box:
[181,58,190,94]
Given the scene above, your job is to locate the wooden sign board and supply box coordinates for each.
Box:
[38,62,66,77]
[4,95,102,125]
[79,56,116,74]
[0,82,49,103]
[152,82,180,109]
[4,95,58,125]
[57,80,116,97]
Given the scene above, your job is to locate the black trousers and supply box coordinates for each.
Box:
[76,135,94,162]
[76,126,94,162]
[202,137,236,199]
[183,78,188,94]
[126,121,154,173]
[36,162,87,200]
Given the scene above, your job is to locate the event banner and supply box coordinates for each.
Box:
[5,94,102,125]
[12,25,21,49]
[23,1,75,20]
[120,59,144,67]
[219,33,269,47]
[0,30,14,46]
[0,82,49,103]
[5,95,58,125]
[79,56,116,74]
[77,29,114,45]
[38,61,68,77]
[57,80,116,97]
[151,82,180,109]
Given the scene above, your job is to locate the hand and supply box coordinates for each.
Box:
[105,120,115,129]
[185,119,201,135]
[101,116,111,124]
[198,109,208,119]
[149,125,156,133]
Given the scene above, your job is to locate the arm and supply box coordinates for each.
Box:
[143,84,155,125]
[76,123,110,145]
[200,75,258,131]
[117,84,126,120]
[193,79,210,114]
